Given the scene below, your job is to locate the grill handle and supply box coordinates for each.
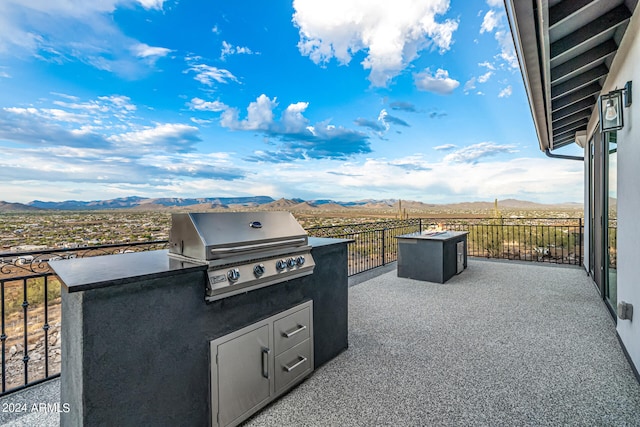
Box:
[261,348,270,379]
[210,238,307,255]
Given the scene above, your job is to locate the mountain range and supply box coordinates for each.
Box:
[0,196,583,212]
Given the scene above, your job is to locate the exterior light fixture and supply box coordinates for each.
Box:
[599,89,624,131]
[599,81,632,132]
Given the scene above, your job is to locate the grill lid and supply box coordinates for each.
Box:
[169,212,309,261]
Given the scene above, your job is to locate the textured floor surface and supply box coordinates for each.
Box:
[1,259,640,426]
[245,260,640,426]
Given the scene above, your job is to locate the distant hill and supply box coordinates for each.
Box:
[0,196,583,212]
[290,201,317,211]
[261,198,300,209]
[27,196,275,210]
[0,201,43,212]
[444,199,582,211]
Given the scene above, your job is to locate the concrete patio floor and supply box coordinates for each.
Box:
[2,259,640,426]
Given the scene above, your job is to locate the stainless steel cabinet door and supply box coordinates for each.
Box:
[213,324,272,427]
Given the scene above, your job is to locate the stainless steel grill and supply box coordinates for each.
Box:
[168,212,315,301]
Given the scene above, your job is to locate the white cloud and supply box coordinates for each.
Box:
[480,10,500,33]
[477,71,493,83]
[478,61,495,70]
[498,85,513,98]
[486,0,503,7]
[220,41,258,60]
[188,98,228,112]
[109,123,201,153]
[4,95,137,127]
[495,30,518,68]
[0,146,583,205]
[443,142,517,163]
[463,77,476,93]
[231,155,583,204]
[136,0,165,10]
[131,43,171,59]
[186,63,239,86]
[221,95,371,161]
[476,6,518,70]
[281,102,310,133]
[0,1,168,77]
[98,95,136,112]
[434,144,457,151]
[190,117,213,125]
[221,94,276,131]
[292,0,459,87]
[51,94,137,125]
[414,68,459,95]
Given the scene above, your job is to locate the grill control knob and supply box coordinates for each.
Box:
[227,268,240,282]
[276,260,287,271]
[287,257,296,268]
[253,263,265,277]
[296,255,305,266]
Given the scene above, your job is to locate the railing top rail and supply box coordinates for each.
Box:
[306,218,421,231]
[305,216,585,232]
[0,240,169,258]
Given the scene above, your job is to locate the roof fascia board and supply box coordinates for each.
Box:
[504,0,550,151]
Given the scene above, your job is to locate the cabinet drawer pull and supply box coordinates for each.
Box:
[282,324,306,338]
[283,356,307,372]
[262,348,271,379]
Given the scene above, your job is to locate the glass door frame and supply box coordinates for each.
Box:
[603,131,617,317]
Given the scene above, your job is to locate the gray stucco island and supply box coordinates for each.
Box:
[50,237,350,427]
[396,231,468,283]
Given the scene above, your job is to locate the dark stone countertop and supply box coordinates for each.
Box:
[396,230,469,241]
[51,237,351,293]
[49,250,205,293]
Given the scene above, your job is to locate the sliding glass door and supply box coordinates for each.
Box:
[605,132,617,313]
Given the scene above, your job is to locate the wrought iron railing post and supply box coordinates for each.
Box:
[43,275,50,378]
[22,279,29,386]
[1,281,5,393]
[381,228,386,266]
[579,217,583,267]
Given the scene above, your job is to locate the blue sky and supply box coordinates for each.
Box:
[0,0,584,204]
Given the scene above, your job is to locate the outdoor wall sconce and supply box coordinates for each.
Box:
[599,81,632,132]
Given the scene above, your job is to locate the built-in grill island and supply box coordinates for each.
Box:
[168,212,316,301]
[51,212,350,427]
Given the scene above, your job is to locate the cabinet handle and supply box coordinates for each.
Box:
[283,356,307,372]
[262,348,270,379]
[282,324,307,338]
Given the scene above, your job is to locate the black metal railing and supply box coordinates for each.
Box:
[306,218,424,275]
[0,241,169,396]
[306,217,584,275]
[0,217,584,395]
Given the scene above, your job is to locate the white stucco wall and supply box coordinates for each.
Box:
[599,12,640,373]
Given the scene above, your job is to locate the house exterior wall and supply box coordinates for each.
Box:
[594,11,640,374]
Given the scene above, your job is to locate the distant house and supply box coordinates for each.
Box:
[10,244,49,252]
[17,255,34,265]
[506,0,639,379]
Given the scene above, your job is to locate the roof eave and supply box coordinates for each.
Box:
[505,0,550,152]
